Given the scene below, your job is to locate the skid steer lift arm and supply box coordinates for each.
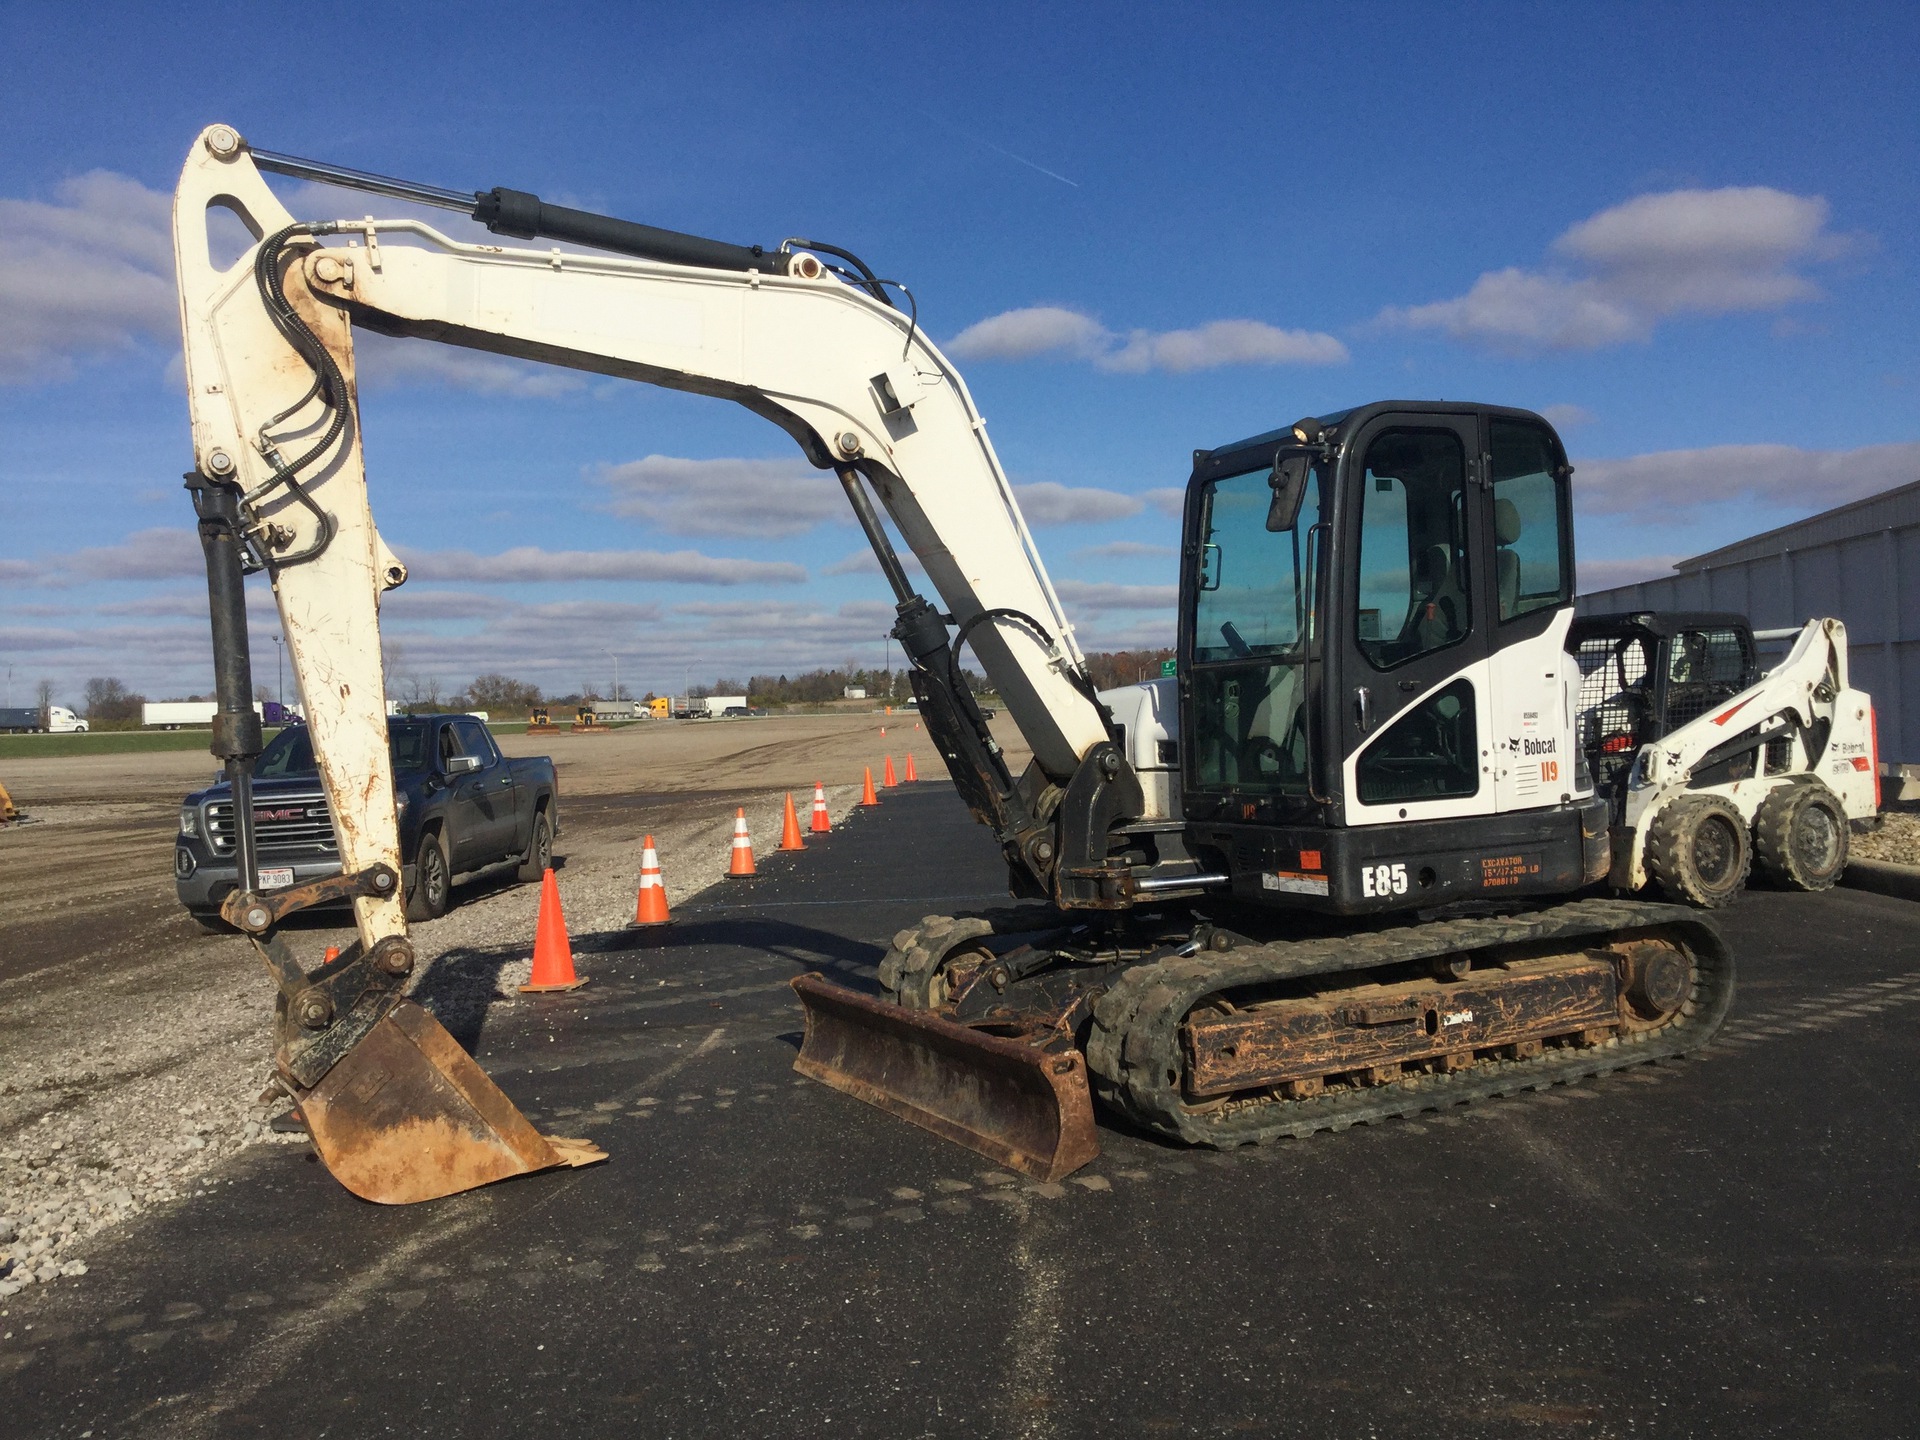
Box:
[175,125,1139,1200]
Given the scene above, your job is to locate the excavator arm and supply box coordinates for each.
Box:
[174,124,1142,1198]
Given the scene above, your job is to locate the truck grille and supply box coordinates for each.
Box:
[205,792,339,857]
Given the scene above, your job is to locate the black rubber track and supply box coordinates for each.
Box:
[1083,897,1734,1147]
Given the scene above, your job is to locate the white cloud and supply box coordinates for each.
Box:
[1144,488,1187,518]
[821,548,925,578]
[1577,555,1687,592]
[1054,580,1179,611]
[946,306,1108,363]
[0,171,175,382]
[594,454,842,538]
[380,588,513,621]
[1540,403,1596,430]
[1574,439,1920,516]
[1073,540,1175,560]
[1382,186,1853,352]
[1103,320,1348,373]
[398,544,807,586]
[352,331,588,399]
[1013,481,1143,526]
[62,527,202,583]
[0,559,38,582]
[948,306,1347,372]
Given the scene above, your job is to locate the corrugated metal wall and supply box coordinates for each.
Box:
[1578,521,1919,764]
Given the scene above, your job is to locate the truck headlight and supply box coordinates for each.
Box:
[179,805,200,838]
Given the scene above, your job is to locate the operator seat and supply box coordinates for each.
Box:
[1494,497,1523,616]
[1413,543,1468,651]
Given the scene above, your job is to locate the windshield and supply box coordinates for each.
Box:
[1191,463,1320,660]
[253,721,434,778]
[1186,461,1324,796]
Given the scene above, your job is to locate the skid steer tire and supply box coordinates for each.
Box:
[1645,794,1751,908]
[1753,781,1849,892]
[879,916,997,1010]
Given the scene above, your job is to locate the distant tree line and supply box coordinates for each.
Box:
[1079,647,1176,691]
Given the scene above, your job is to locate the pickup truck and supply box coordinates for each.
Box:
[175,714,558,930]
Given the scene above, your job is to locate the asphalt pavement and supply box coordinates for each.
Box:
[3,783,1918,1439]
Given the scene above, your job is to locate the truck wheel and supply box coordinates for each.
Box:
[516,808,554,884]
[1645,794,1752,908]
[1754,782,1848,891]
[406,829,450,921]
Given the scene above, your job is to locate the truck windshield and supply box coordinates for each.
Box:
[253,721,434,778]
[1187,460,1324,796]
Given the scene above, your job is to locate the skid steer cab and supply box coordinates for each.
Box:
[1573,611,1877,906]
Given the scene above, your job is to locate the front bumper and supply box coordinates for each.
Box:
[174,840,343,915]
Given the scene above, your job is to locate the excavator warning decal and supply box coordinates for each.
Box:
[1479,852,1542,888]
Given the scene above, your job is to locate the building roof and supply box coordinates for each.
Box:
[1675,476,1920,572]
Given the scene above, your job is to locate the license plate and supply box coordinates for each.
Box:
[258,867,294,890]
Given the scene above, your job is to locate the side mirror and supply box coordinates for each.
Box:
[1266,452,1310,532]
[444,754,481,776]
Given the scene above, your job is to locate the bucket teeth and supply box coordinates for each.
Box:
[790,973,1099,1181]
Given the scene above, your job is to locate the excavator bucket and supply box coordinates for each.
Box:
[790,973,1099,1182]
[295,999,605,1205]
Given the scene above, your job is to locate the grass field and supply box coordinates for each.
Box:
[0,729,283,760]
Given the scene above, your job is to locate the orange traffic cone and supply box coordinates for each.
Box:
[726,808,757,878]
[323,946,340,963]
[861,766,880,806]
[883,755,898,787]
[904,753,918,783]
[632,834,670,927]
[810,782,831,834]
[880,725,887,736]
[520,869,587,992]
[779,793,806,851]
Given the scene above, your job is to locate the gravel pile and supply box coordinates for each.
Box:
[0,780,859,1300]
[1853,810,1920,866]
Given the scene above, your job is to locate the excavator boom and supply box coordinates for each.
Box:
[173,125,1123,1198]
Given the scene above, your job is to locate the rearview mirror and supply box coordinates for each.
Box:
[1266,452,1310,532]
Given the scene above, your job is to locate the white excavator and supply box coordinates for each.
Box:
[170,126,1871,1201]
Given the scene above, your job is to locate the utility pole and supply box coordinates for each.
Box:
[606,650,620,710]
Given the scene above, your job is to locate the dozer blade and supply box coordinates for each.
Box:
[296,999,606,1205]
[790,973,1099,1182]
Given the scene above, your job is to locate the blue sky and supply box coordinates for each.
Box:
[2,2,1916,707]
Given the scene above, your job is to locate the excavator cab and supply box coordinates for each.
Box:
[1177,403,1610,913]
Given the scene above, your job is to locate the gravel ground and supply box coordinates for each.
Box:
[1853,809,1920,866]
[0,713,974,1300]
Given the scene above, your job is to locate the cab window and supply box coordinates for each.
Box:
[1355,430,1470,670]
[1488,420,1570,621]
[452,718,496,764]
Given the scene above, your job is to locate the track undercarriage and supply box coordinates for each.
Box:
[793,899,1732,1178]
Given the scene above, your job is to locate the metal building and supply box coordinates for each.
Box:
[1577,478,1920,765]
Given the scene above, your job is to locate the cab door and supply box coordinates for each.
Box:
[1475,414,1578,814]
[1335,411,1496,826]
[451,717,517,859]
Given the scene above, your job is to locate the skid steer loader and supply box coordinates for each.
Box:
[1571,612,1877,905]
